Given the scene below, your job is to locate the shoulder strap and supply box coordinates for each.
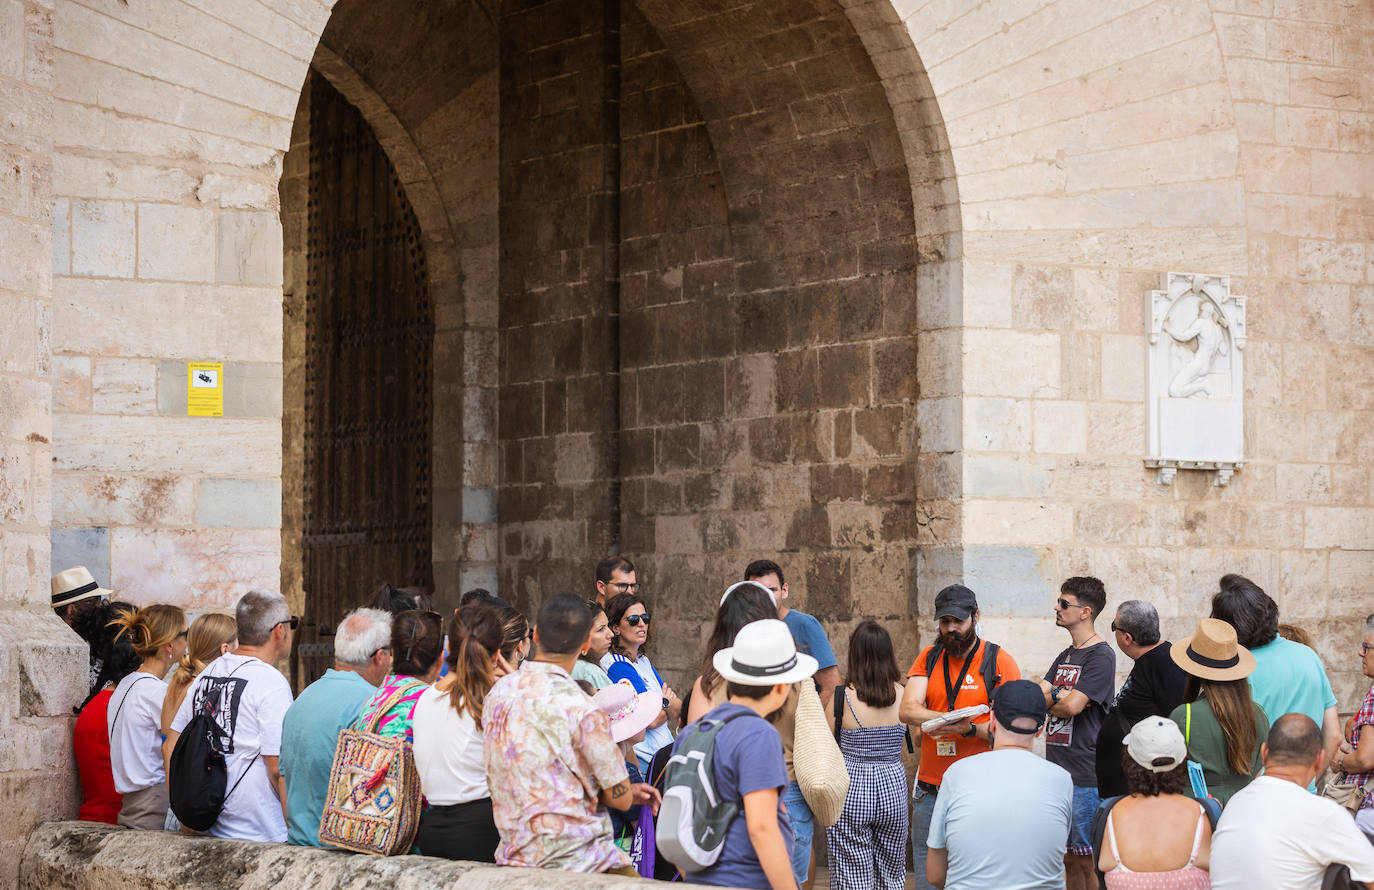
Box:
[1090,794,1123,886]
[980,641,1001,692]
[1104,808,1121,862]
[1186,805,1207,864]
[111,674,155,735]
[1185,702,1191,744]
[924,640,945,674]
[833,687,844,745]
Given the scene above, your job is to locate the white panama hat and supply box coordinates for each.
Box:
[712,618,818,686]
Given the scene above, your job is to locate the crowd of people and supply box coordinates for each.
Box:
[52,557,1374,889]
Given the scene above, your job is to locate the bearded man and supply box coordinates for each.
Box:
[899,584,1023,890]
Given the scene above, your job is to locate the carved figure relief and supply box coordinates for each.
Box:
[1145,273,1246,485]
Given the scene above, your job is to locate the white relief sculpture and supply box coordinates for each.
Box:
[1165,301,1228,398]
[1144,273,1246,486]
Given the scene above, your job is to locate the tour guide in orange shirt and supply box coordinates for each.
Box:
[899,584,1021,890]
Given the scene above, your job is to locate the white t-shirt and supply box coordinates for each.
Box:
[107,671,169,793]
[171,653,293,842]
[1211,775,1374,890]
[411,685,487,805]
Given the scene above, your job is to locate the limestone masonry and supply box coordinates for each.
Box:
[1,0,1372,885]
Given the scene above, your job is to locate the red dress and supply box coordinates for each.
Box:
[73,689,122,823]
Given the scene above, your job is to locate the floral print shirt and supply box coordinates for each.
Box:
[483,660,630,872]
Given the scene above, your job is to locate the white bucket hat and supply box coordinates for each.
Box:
[712,618,818,686]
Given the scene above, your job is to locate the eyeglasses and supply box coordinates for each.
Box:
[369,646,393,659]
[1362,643,1372,656]
[1057,598,1084,611]
[625,613,651,627]
[608,581,640,593]
[273,616,299,632]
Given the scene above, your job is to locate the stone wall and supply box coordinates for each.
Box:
[20,822,645,890]
[0,0,92,883]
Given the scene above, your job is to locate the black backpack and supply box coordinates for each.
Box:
[168,663,258,832]
[924,638,1003,696]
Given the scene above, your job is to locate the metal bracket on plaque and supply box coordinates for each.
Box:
[1145,273,1245,487]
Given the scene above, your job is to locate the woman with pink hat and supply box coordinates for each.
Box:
[595,679,664,878]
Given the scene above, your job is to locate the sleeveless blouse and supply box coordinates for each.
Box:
[1103,803,1211,890]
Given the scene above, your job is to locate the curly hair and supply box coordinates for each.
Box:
[1122,754,1190,796]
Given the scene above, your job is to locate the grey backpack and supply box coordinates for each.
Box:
[655,710,752,872]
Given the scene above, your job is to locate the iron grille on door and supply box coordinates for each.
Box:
[297,73,434,689]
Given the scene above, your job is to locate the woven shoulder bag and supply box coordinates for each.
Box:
[792,680,850,827]
[318,680,426,855]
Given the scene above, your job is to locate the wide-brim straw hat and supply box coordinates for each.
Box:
[713,618,818,686]
[1170,617,1256,681]
[51,566,111,609]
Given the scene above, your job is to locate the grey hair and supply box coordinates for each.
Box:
[235,589,290,646]
[1114,600,1161,646]
[1365,613,1374,635]
[334,608,393,667]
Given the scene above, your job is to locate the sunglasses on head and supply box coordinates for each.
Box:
[625,613,651,627]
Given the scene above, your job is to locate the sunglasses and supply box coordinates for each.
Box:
[1057,598,1084,611]
[273,615,300,632]
[624,613,652,627]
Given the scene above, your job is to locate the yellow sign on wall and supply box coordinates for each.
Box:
[187,362,224,417]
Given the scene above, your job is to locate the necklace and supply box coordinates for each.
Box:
[1075,633,1102,649]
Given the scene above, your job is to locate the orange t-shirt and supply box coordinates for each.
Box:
[907,640,1021,786]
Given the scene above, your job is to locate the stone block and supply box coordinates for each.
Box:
[1032,400,1087,454]
[55,278,281,363]
[48,526,108,592]
[54,414,280,476]
[137,203,215,281]
[217,212,283,286]
[964,329,1060,398]
[50,198,68,274]
[0,375,49,444]
[960,545,1056,618]
[109,527,279,609]
[963,454,1055,499]
[91,358,155,414]
[1071,268,1118,331]
[962,262,1014,328]
[1100,333,1145,402]
[51,355,89,413]
[195,477,280,528]
[462,487,497,524]
[0,443,33,525]
[0,609,86,717]
[70,201,134,278]
[0,0,20,81]
[1010,264,1071,331]
[1304,506,1374,549]
[916,396,959,453]
[157,360,282,418]
[963,499,1073,546]
[53,473,193,527]
[962,397,1030,452]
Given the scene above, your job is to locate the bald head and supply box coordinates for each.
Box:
[1264,713,1323,768]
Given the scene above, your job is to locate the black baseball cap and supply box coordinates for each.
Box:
[992,680,1047,734]
[934,584,978,621]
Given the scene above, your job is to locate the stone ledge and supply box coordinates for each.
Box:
[21,822,645,889]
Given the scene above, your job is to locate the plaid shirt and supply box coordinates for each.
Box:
[1349,686,1374,810]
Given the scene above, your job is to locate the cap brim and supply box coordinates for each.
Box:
[935,607,972,621]
[1169,634,1256,681]
[712,648,819,687]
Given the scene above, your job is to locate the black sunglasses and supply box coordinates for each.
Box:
[273,615,300,632]
[625,613,651,627]
[1056,598,1084,611]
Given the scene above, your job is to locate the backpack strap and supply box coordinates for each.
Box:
[924,640,945,675]
[980,641,1002,693]
[362,678,427,735]
[111,674,155,736]
[1090,794,1124,889]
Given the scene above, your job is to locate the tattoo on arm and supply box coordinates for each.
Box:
[609,781,629,798]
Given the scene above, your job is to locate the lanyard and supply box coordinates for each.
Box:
[942,639,980,710]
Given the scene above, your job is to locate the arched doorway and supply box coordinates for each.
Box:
[282,0,950,682]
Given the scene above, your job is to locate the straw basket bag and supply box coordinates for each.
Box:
[792,680,850,827]
[317,680,425,855]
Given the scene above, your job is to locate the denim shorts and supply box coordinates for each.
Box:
[1068,785,1100,856]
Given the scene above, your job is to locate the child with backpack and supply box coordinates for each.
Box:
[594,680,662,878]
[659,618,817,889]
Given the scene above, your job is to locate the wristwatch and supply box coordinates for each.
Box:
[662,696,670,711]
[962,724,977,738]
[1050,687,1062,705]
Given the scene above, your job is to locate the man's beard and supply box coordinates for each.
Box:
[941,625,978,658]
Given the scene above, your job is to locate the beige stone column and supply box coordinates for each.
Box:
[0,0,89,883]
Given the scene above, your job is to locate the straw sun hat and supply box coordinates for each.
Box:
[1169,617,1256,682]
